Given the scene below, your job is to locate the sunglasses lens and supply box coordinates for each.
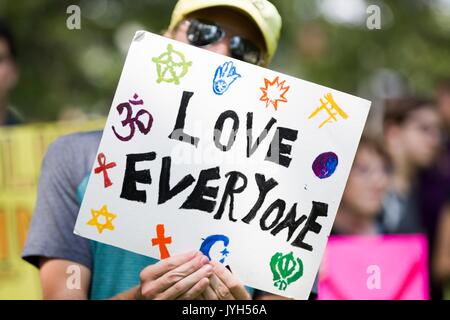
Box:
[229,36,261,65]
[186,20,262,66]
[187,19,224,47]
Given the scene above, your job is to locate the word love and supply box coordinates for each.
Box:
[119,152,328,253]
[168,91,298,168]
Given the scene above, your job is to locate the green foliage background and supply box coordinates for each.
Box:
[1,0,449,122]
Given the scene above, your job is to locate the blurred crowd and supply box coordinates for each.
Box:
[334,84,450,299]
[1,7,450,299]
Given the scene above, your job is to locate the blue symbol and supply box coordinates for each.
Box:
[212,61,241,95]
[199,234,230,264]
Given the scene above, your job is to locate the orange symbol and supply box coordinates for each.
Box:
[86,205,116,234]
[151,224,172,259]
[308,93,349,128]
[259,76,290,110]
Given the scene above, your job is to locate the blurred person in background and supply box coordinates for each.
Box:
[0,18,20,126]
[325,136,432,300]
[382,98,441,235]
[382,97,442,299]
[434,200,450,299]
[420,79,450,299]
[332,136,390,236]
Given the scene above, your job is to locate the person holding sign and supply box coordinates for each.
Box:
[22,0,318,300]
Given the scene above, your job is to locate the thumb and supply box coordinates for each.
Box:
[230,72,241,82]
[213,65,223,80]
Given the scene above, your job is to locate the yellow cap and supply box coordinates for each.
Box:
[167,0,282,64]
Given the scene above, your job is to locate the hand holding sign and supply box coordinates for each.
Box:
[201,261,251,300]
[136,251,212,300]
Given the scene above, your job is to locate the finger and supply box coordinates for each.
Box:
[222,61,230,75]
[211,261,251,300]
[214,65,223,80]
[196,293,206,300]
[177,278,210,300]
[158,263,214,300]
[202,284,219,300]
[228,64,237,77]
[209,272,235,300]
[140,250,199,281]
[147,254,209,295]
[231,73,241,81]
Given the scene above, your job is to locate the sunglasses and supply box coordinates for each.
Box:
[186,19,264,66]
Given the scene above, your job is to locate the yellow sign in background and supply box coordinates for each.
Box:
[0,120,104,299]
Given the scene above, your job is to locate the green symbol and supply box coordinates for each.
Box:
[270,252,303,291]
[152,44,192,85]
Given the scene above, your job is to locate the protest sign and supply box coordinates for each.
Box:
[74,30,370,299]
[0,119,104,299]
[318,235,429,300]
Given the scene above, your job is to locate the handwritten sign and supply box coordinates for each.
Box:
[74,30,371,299]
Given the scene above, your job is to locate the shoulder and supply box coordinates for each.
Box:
[46,130,102,163]
[43,130,103,187]
[49,130,102,152]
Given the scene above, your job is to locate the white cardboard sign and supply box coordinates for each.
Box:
[74,30,370,299]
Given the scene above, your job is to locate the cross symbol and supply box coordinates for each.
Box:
[94,153,117,188]
[151,224,172,259]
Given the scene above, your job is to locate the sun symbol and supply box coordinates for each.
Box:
[259,76,290,110]
[86,205,116,234]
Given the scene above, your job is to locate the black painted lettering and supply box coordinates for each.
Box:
[168,91,200,147]
[181,167,220,213]
[120,152,156,203]
[291,201,328,251]
[265,127,298,168]
[241,174,278,224]
[214,171,247,221]
[158,156,195,204]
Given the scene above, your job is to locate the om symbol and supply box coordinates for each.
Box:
[112,93,153,142]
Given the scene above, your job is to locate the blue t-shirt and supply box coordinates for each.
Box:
[89,241,160,299]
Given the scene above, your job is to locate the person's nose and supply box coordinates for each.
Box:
[205,38,230,57]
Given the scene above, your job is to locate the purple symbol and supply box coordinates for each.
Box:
[112,93,153,142]
[312,152,338,179]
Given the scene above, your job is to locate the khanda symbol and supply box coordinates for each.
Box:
[270,252,304,291]
[112,93,154,142]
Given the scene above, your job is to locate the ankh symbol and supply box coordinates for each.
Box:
[94,153,117,188]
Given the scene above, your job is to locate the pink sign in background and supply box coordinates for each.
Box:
[318,234,429,300]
